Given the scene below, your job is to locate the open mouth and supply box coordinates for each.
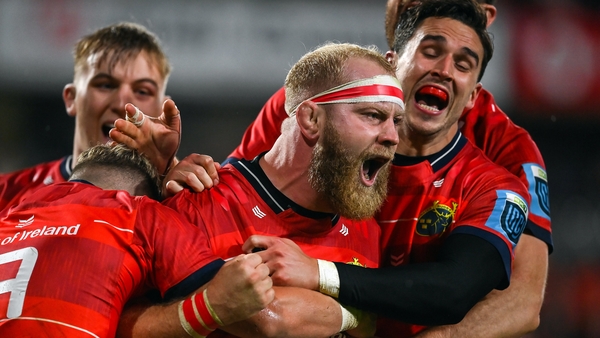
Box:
[102,124,114,140]
[361,156,391,186]
[415,86,449,112]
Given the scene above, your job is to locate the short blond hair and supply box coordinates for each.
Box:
[72,144,161,199]
[284,42,394,114]
[73,22,171,80]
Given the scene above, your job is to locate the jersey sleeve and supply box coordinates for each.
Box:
[335,233,505,326]
[226,87,288,162]
[451,169,530,285]
[135,198,222,299]
[461,91,553,252]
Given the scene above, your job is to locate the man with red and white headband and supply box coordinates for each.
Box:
[114,42,404,337]
[113,1,536,337]
[230,0,551,335]
[241,0,532,337]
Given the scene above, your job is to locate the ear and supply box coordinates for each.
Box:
[63,84,77,117]
[385,50,398,69]
[295,101,322,144]
[481,4,497,28]
[465,83,483,111]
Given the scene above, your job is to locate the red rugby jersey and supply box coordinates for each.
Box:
[375,132,530,337]
[0,156,71,216]
[164,157,381,338]
[226,87,553,250]
[0,182,219,337]
[164,157,380,267]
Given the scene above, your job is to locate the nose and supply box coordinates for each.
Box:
[430,54,453,81]
[379,115,400,147]
[110,86,135,118]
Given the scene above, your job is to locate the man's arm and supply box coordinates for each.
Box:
[246,234,506,326]
[335,234,505,325]
[414,234,548,337]
[117,254,274,338]
[119,286,375,338]
[222,286,376,338]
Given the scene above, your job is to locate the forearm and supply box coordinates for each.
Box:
[335,234,505,325]
[117,298,185,338]
[221,286,342,338]
[221,286,375,338]
[414,234,548,337]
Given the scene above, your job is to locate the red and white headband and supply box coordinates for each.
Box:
[288,75,404,116]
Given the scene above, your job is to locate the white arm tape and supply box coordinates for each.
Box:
[339,303,362,332]
[317,259,340,298]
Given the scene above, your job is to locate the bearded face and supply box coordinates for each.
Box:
[308,116,393,220]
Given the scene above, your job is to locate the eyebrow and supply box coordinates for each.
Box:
[91,73,160,89]
[421,34,480,67]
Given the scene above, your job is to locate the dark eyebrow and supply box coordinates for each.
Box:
[421,34,480,67]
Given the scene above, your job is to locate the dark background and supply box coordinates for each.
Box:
[1,1,599,336]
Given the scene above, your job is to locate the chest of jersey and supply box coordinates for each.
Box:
[376,147,526,267]
[0,202,140,337]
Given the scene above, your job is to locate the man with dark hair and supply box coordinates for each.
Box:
[383,1,552,337]
[225,0,551,336]
[244,0,529,336]
[0,144,273,337]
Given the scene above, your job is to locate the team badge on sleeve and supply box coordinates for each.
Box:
[487,190,528,245]
[524,163,550,219]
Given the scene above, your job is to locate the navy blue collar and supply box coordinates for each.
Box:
[392,131,467,172]
[230,154,340,224]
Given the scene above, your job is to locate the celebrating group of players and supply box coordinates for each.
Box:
[0,0,552,337]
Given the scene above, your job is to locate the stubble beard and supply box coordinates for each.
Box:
[308,120,391,220]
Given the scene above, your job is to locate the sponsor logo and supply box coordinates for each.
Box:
[339,224,349,236]
[433,178,444,187]
[43,176,54,185]
[532,166,550,216]
[16,215,34,228]
[1,224,80,246]
[501,192,528,243]
[252,206,266,218]
[416,200,458,236]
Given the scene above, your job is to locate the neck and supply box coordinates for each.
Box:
[260,130,333,213]
[396,124,459,157]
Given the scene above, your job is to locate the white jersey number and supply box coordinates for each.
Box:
[0,247,38,318]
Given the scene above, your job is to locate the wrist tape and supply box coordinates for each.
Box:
[179,289,224,337]
[317,259,340,298]
[339,303,362,332]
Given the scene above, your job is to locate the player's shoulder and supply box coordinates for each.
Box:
[464,89,526,132]
[463,143,529,192]
[164,163,252,206]
[261,86,288,119]
[1,157,66,182]
[464,88,507,121]
[460,142,519,177]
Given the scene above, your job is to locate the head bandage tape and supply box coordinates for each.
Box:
[288,75,404,116]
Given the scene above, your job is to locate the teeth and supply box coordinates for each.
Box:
[362,162,373,181]
[418,103,440,112]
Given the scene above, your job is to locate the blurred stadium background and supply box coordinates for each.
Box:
[1,0,599,336]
